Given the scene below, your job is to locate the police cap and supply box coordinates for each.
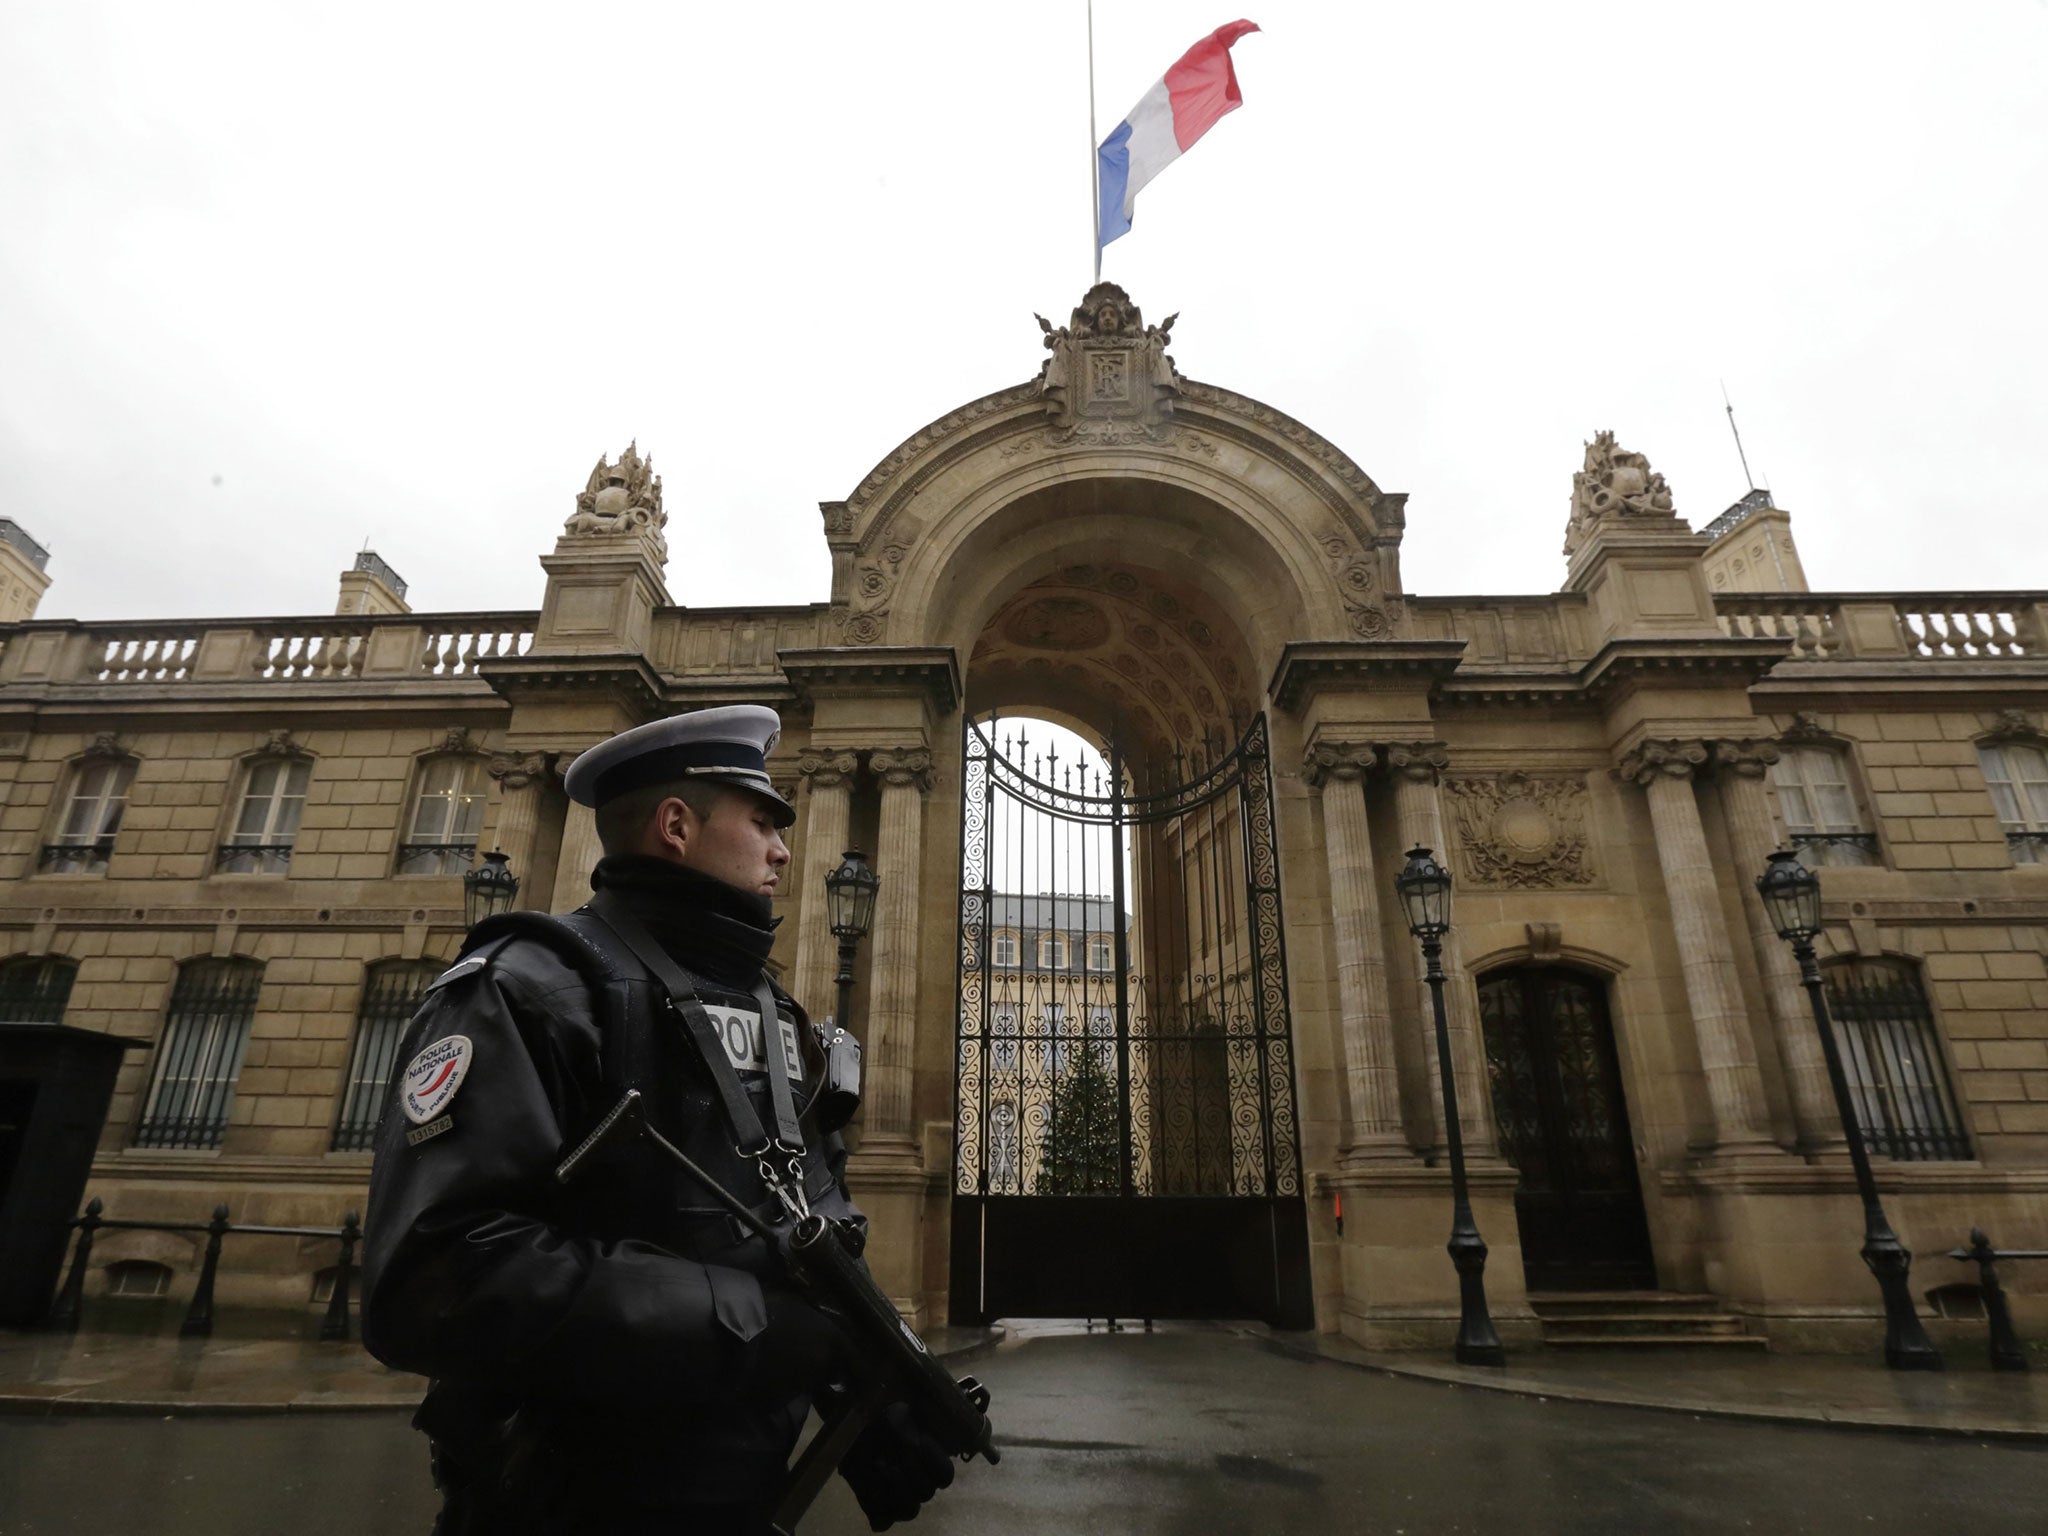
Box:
[562,705,796,827]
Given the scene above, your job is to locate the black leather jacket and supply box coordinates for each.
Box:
[362,860,862,1525]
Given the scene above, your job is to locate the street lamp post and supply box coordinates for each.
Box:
[462,849,520,928]
[1395,846,1505,1367]
[824,850,881,1033]
[1755,848,1943,1371]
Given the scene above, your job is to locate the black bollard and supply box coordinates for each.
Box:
[1961,1228,2030,1373]
[181,1204,231,1339]
[46,1197,103,1333]
[321,1209,360,1343]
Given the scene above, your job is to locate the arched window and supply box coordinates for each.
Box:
[43,757,135,874]
[1821,958,1969,1161]
[1038,932,1069,971]
[1772,744,1879,866]
[398,756,488,875]
[1977,741,2048,864]
[218,758,312,874]
[1087,934,1114,972]
[137,958,264,1149]
[0,955,77,1023]
[992,931,1019,968]
[332,960,440,1151]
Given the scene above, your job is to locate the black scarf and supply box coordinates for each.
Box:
[588,855,780,988]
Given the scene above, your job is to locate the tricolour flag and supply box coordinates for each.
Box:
[1097,20,1260,252]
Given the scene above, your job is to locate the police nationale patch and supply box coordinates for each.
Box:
[401,1035,473,1124]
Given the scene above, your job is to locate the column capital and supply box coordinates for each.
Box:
[797,748,860,788]
[1383,740,1449,785]
[1709,737,1781,780]
[487,751,551,790]
[1302,740,1377,789]
[870,746,933,792]
[1616,737,1709,785]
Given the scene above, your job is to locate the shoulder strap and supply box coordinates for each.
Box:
[582,891,806,1161]
[457,909,652,1101]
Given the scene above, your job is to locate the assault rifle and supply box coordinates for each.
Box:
[554,1090,999,1534]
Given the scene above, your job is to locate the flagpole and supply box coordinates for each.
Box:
[1087,0,1101,283]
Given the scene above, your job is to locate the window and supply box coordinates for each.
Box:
[1772,745,1879,866]
[1038,932,1069,971]
[105,1260,172,1299]
[397,757,487,875]
[136,959,263,1149]
[42,758,134,874]
[1821,959,1970,1161]
[332,960,439,1151]
[1977,742,2048,864]
[992,930,1019,968]
[1088,934,1114,972]
[217,759,311,874]
[0,955,77,1023]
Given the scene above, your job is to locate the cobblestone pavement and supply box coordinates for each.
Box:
[2,1324,2044,1535]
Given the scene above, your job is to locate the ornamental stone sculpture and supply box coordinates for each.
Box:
[564,441,667,561]
[1563,430,1679,557]
[1035,282,1182,440]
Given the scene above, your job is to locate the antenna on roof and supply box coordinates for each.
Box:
[1721,381,1757,493]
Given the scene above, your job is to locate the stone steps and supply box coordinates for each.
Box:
[1528,1291,1767,1350]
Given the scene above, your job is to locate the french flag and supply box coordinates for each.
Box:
[1097,20,1260,252]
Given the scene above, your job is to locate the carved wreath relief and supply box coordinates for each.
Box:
[1445,771,1596,888]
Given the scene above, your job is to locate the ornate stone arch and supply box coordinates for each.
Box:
[819,286,1408,668]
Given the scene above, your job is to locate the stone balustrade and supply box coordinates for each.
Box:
[0,614,538,688]
[1716,592,2048,662]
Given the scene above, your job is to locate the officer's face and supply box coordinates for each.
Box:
[662,789,791,896]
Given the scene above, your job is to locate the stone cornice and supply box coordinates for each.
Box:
[778,647,961,713]
[1268,640,1468,713]
[1578,636,1792,702]
[476,652,669,716]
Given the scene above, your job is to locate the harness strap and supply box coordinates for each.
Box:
[582,891,807,1161]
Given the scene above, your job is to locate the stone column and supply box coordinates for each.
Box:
[865,746,932,1143]
[550,800,603,914]
[1713,738,1841,1150]
[1303,740,1406,1159]
[1619,740,1776,1152]
[1385,742,1498,1157]
[792,750,859,1024]
[486,752,549,909]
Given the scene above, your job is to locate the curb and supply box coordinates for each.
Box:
[0,1328,1006,1419]
[1259,1333,2048,1445]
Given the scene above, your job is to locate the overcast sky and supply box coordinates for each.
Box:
[4,1,2044,625]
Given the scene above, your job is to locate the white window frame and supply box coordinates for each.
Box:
[1038,932,1069,970]
[1978,741,2048,863]
[46,758,135,873]
[1088,934,1114,971]
[1772,744,1879,867]
[992,930,1019,968]
[398,756,487,875]
[219,758,311,874]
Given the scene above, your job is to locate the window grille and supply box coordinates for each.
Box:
[332,960,438,1151]
[1821,959,1970,1161]
[43,758,134,874]
[136,959,264,1149]
[1977,742,2048,865]
[106,1260,172,1299]
[1772,745,1880,867]
[397,757,487,875]
[218,759,310,874]
[0,955,77,1023]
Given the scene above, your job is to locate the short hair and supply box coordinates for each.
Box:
[594,778,730,857]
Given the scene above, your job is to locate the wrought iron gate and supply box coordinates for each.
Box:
[951,713,1311,1327]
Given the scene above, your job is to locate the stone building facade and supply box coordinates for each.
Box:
[5,285,2046,1349]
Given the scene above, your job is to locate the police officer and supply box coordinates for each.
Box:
[362,705,954,1535]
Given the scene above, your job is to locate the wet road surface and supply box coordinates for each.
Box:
[3,1323,2041,1534]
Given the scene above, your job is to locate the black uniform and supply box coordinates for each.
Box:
[362,856,861,1534]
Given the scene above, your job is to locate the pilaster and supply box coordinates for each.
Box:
[866,745,933,1144]
[791,750,858,1023]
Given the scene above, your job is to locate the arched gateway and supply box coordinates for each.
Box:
[789,284,1413,1330]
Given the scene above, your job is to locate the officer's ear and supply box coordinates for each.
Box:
[648,794,703,860]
